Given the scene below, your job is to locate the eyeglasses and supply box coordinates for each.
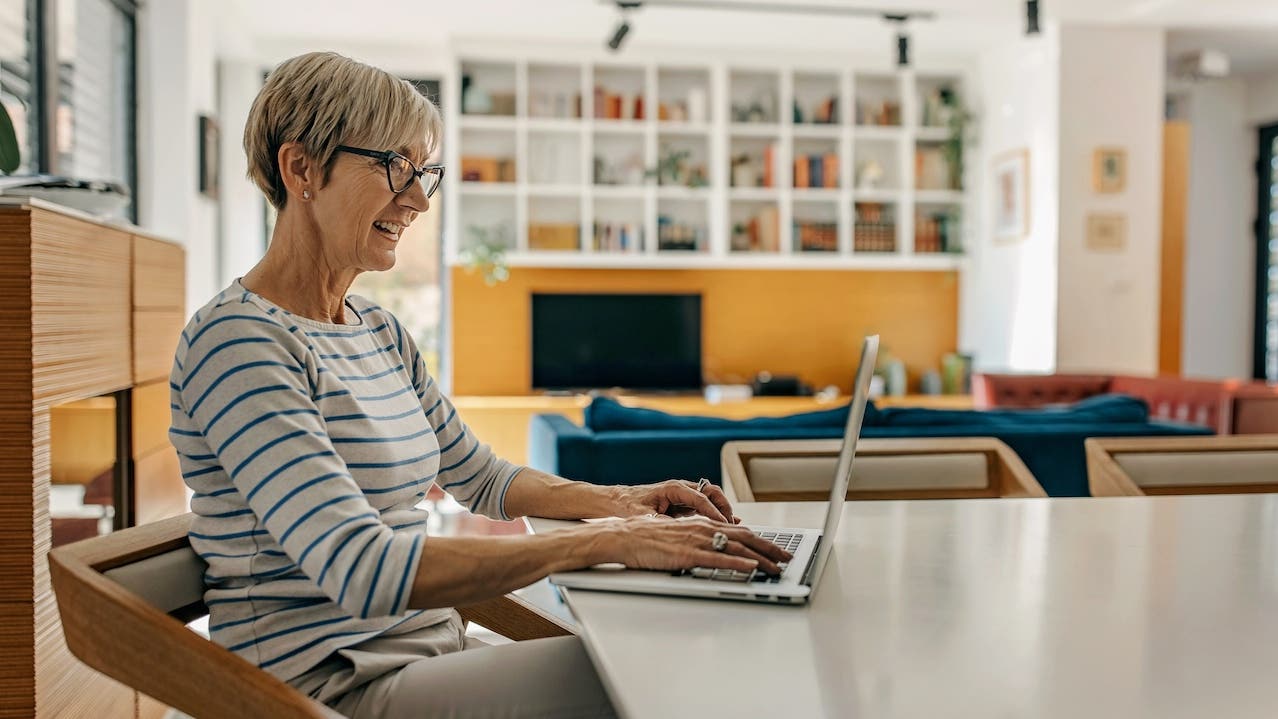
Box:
[336,145,445,198]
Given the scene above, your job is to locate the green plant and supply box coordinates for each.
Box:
[0,102,19,173]
[645,147,688,185]
[459,224,511,286]
[646,147,706,187]
[939,87,973,191]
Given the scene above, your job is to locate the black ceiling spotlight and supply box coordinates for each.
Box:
[1026,0,1040,35]
[607,1,642,52]
[885,14,910,68]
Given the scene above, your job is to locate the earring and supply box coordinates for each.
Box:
[302,189,311,200]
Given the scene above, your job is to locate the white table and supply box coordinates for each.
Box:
[530,495,1278,718]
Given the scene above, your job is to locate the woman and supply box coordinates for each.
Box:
[169,51,789,718]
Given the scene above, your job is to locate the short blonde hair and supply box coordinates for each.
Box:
[244,51,443,209]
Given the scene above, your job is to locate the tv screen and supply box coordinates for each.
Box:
[532,293,702,391]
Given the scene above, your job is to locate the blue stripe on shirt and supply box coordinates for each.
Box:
[393,533,423,615]
[361,540,395,618]
[347,449,440,470]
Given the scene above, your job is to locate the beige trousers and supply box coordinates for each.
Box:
[292,611,616,719]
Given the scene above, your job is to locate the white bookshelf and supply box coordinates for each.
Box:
[446,54,969,269]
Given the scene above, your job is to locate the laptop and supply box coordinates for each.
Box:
[548,335,880,605]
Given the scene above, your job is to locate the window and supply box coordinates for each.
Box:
[0,0,136,218]
[55,0,135,202]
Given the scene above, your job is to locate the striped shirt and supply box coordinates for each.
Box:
[169,279,522,683]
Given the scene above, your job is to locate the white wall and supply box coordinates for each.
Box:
[1055,26,1165,375]
[1179,78,1254,378]
[217,60,266,287]
[137,0,219,316]
[962,27,1060,373]
[1247,74,1278,126]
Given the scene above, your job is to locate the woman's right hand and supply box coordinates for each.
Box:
[589,516,792,576]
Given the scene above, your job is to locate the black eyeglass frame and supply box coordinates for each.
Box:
[336,145,445,197]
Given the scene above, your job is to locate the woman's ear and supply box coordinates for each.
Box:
[277,141,315,201]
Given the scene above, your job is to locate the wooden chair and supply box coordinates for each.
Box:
[47,513,576,719]
[1086,435,1278,496]
[721,437,1046,503]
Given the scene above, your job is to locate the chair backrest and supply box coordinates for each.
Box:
[1087,435,1278,496]
[48,513,342,719]
[721,437,1045,502]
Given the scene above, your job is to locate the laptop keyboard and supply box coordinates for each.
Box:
[683,531,802,583]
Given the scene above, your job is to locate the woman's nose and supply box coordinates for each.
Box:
[397,178,430,212]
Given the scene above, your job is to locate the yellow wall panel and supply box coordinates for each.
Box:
[450,267,959,395]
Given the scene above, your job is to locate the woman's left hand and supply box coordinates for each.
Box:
[612,479,741,524]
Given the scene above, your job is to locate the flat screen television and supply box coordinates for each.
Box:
[531,293,702,391]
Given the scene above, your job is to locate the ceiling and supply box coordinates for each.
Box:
[1167,28,1278,77]
[219,0,1278,60]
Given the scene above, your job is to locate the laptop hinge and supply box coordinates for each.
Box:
[799,535,823,585]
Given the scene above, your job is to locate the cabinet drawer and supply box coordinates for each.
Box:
[133,309,185,384]
[133,236,185,310]
[134,445,187,525]
[132,379,173,458]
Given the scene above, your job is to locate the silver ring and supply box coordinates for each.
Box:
[695,478,710,493]
[711,531,728,552]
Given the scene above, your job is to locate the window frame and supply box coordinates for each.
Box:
[26,0,138,221]
[1254,122,1278,381]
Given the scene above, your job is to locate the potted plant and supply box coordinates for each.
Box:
[0,103,19,174]
[459,223,511,286]
[938,87,973,191]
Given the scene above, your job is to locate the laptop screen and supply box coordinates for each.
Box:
[804,335,878,593]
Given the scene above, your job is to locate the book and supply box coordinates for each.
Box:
[757,205,780,252]
[794,157,809,189]
[822,153,839,188]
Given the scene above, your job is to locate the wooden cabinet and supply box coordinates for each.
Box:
[0,199,186,718]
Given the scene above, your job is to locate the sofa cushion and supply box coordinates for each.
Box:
[584,396,867,432]
[875,393,1148,427]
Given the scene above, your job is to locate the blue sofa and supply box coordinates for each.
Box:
[527,395,1212,497]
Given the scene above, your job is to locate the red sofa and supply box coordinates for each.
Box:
[972,373,1278,435]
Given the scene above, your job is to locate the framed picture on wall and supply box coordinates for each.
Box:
[992,148,1029,243]
[198,115,220,200]
[1093,147,1127,193]
[1086,212,1127,252]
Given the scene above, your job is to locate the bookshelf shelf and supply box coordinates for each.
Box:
[853,188,903,203]
[729,123,782,137]
[657,121,713,135]
[527,184,582,197]
[459,182,518,195]
[730,187,780,201]
[793,125,842,139]
[526,118,582,133]
[593,119,647,134]
[854,125,904,140]
[915,126,950,141]
[459,115,518,130]
[792,188,842,202]
[592,185,647,198]
[657,186,712,199]
[447,55,969,270]
[914,190,965,203]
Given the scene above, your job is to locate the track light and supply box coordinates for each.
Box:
[607,20,630,50]
[606,1,641,52]
[1026,0,1040,35]
[885,15,910,68]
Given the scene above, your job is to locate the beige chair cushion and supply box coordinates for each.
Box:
[746,453,989,494]
[1115,451,1278,488]
[104,546,207,614]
